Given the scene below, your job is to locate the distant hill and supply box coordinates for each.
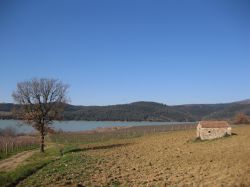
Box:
[0,100,250,122]
[232,99,250,105]
[63,101,194,122]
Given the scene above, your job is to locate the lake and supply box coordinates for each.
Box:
[0,120,192,133]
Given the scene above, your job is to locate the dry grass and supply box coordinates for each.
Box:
[18,125,250,187]
[0,136,39,160]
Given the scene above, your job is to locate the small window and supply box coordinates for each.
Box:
[208,130,211,133]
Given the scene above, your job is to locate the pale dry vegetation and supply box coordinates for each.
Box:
[18,125,250,187]
[0,129,39,160]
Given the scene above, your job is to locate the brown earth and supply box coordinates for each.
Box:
[0,150,36,171]
[16,125,250,187]
[85,125,250,186]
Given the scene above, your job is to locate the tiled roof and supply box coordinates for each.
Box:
[199,121,230,128]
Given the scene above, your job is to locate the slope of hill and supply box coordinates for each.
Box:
[0,100,250,121]
[232,99,250,104]
[63,101,195,121]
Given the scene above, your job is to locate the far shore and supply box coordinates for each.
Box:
[0,120,197,135]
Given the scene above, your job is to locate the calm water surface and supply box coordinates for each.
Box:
[0,120,190,133]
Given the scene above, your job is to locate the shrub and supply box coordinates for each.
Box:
[233,113,250,124]
[0,127,17,137]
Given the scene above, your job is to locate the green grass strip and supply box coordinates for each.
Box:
[0,147,60,187]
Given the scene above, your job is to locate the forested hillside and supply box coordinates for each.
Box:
[1,100,250,122]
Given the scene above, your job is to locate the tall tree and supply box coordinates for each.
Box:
[12,78,69,152]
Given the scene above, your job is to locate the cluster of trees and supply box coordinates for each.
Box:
[62,102,250,122]
[0,112,12,120]
[2,98,250,123]
[234,113,250,124]
[63,102,194,122]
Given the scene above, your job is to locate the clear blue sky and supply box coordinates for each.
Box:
[0,0,249,105]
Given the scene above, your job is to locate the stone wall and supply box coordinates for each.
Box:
[197,125,231,140]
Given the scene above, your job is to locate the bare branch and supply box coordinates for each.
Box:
[12,78,70,152]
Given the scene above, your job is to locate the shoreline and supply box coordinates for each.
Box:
[0,120,197,134]
[58,123,198,134]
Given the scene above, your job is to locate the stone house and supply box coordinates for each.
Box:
[197,121,232,140]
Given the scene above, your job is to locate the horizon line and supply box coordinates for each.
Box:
[1,98,249,107]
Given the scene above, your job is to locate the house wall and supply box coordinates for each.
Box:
[196,124,201,138]
[198,127,231,140]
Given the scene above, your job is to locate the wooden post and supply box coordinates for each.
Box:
[5,143,8,155]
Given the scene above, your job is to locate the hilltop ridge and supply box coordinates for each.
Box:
[0,100,250,121]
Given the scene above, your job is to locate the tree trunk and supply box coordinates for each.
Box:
[40,132,45,153]
[40,127,44,153]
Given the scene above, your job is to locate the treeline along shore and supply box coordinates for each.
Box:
[1,100,250,122]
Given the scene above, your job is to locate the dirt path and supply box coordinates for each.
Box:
[0,150,37,172]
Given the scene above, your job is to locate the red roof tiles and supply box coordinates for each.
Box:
[199,121,230,128]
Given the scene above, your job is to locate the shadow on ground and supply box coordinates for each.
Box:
[62,143,133,155]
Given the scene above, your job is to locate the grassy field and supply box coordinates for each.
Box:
[1,125,250,187]
[0,147,60,187]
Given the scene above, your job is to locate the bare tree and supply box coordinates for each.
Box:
[12,78,69,152]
